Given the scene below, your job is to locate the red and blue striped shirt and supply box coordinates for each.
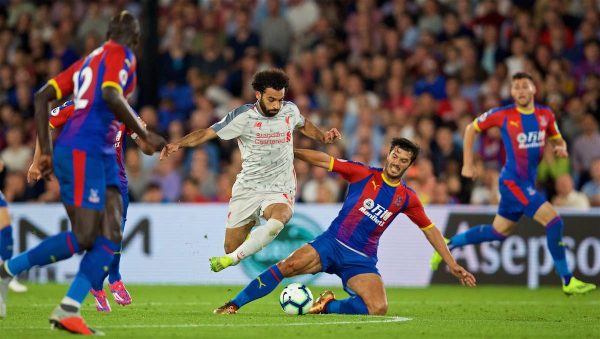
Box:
[326,158,433,258]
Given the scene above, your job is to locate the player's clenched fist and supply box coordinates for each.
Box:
[461,163,477,179]
[322,128,342,144]
[38,154,54,181]
[449,264,476,287]
[160,143,180,160]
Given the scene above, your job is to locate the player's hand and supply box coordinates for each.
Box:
[38,154,54,181]
[461,164,477,180]
[160,143,180,160]
[553,145,568,158]
[322,128,342,143]
[449,264,476,287]
[27,162,42,183]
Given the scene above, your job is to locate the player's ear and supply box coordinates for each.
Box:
[255,91,261,101]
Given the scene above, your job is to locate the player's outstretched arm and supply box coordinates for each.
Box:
[160,128,218,160]
[102,87,166,150]
[299,119,341,144]
[293,148,332,169]
[423,226,476,287]
[461,123,479,179]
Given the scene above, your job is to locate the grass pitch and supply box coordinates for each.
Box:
[0,284,598,338]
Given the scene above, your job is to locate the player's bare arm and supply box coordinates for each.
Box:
[33,84,58,180]
[299,119,341,144]
[549,137,568,158]
[423,226,476,287]
[461,122,478,179]
[102,86,166,150]
[160,128,218,160]
[293,148,332,169]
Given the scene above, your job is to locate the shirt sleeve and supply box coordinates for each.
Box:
[289,102,305,130]
[403,189,434,230]
[210,107,248,140]
[546,110,562,140]
[329,158,373,183]
[473,108,505,132]
[102,45,133,95]
[49,101,75,129]
[47,59,83,100]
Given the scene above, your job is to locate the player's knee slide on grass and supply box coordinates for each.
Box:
[367,301,388,315]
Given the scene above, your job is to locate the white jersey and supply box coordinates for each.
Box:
[210,101,305,195]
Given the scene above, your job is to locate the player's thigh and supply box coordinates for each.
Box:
[532,202,559,226]
[224,221,256,253]
[277,244,322,277]
[346,273,388,315]
[491,214,517,236]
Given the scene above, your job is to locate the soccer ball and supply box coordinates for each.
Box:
[279,283,313,315]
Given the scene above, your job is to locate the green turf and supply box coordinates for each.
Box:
[0,284,598,338]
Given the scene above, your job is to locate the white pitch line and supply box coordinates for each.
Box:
[0,316,412,330]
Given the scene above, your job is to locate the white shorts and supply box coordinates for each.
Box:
[226,192,295,228]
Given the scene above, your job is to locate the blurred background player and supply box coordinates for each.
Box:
[214,139,475,315]
[0,163,27,294]
[160,69,341,272]
[28,100,159,312]
[431,72,596,296]
[0,11,165,334]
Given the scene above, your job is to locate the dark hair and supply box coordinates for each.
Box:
[511,72,534,82]
[251,69,289,93]
[390,138,420,164]
[107,11,139,40]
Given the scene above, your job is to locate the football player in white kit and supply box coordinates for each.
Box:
[160,69,341,272]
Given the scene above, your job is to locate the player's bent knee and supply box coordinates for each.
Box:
[277,259,301,276]
[368,302,388,316]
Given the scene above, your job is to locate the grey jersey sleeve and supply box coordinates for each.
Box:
[210,105,251,140]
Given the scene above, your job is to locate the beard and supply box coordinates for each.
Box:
[259,99,279,117]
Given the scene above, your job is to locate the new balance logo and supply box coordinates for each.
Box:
[254,122,262,128]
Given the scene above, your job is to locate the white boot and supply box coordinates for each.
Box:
[9,278,27,293]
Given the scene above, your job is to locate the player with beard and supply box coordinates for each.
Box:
[214,138,476,315]
[430,72,596,295]
[160,69,341,272]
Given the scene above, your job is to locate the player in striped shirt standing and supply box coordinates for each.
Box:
[160,69,341,273]
[431,72,596,295]
[214,138,475,315]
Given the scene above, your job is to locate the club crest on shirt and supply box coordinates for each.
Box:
[394,195,403,207]
[539,115,548,128]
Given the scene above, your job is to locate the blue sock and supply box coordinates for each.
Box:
[6,231,80,276]
[325,296,369,315]
[449,224,506,250]
[0,225,13,260]
[545,217,572,284]
[232,264,283,308]
[107,245,122,284]
[66,236,119,304]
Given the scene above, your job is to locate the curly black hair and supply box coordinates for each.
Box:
[251,69,289,93]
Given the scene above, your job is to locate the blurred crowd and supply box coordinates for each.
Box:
[0,0,599,209]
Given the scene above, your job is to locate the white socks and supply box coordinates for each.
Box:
[228,219,284,264]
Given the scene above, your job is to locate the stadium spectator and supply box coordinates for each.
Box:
[552,174,590,209]
[581,158,600,207]
[572,114,600,185]
[0,126,30,172]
